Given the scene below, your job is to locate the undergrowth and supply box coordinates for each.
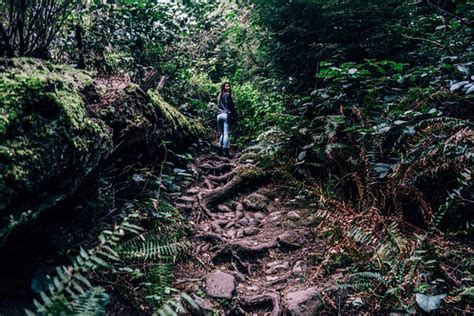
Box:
[25,145,198,315]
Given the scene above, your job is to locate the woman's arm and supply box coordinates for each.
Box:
[227,94,238,121]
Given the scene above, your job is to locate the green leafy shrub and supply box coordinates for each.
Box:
[233,82,285,141]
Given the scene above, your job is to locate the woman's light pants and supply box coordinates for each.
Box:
[217,113,229,149]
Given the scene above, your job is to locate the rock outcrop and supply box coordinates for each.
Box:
[0,58,203,239]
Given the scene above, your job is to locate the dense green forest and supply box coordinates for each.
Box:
[0,0,472,314]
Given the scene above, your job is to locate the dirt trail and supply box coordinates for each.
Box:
[172,147,331,315]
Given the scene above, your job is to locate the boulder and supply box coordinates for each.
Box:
[285,288,323,316]
[205,271,235,299]
[0,58,112,235]
[0,58,204,239]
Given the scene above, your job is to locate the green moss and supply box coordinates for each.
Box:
[308,215,324,227]
[323,225,345,243]
[324,251,356,276]
[148,90,204,137]
[242,165,266,177]
[0,58,112,231]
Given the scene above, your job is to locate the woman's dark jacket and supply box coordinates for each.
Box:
[218,92,238,122]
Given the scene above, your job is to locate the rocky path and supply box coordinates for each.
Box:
[172,148,330,315]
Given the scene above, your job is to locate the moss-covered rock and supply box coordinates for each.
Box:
[0,58,204,238]
[85,81,204,157]
[0,58,113,233]
[148,90,204,139]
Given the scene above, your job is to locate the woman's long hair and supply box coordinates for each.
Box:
[217,82,231,106]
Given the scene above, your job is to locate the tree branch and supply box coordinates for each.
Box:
[401,33,446,49]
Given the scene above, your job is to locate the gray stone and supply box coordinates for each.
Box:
[243,193,269,210]
[238,217,250,226]
[236,229,244,238]
[187,295,214,316]
[243,227,259,236]
[266,262,290,274]
[287,211,300,221]
[292,261,305,276]
[277,231,303,247]
[225,229,237,239]
[249,219,262,227]
[205,271,236,299]
[285,288,323,316]
[253,212,265,220]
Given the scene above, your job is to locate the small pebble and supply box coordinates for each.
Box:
[287,211,300,221]
[253,212,265,220]
[238,218,250,226]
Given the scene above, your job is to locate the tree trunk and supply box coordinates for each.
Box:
[75,25,85,69]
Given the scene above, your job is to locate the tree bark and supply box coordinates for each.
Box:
[75,24,85,69]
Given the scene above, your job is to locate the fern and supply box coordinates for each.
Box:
[430,167,472,233]
[241,126,288,162]
[328,281,374,292]
[119,229,191,313]
[348,225,378,246]
[120,231,189,262]
[154,292,186,316]
[145,264,174,305]
[385,222,407,254]
[350,272,389,287]
[70,287,109,315]
[26,213,142,315]
[143,264,198,315]
[0,209,39,246]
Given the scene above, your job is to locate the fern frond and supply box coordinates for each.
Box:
[152,291,191,316]
[348,225,377,247]
[70,287,109,315]
[327,281,373,292]
[121,232,189,262]
[351,271,389,287]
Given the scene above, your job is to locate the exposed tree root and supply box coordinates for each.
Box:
[203,179,215,190]
[212,239,277,263]
[206,172,233,183]
[201,167,267,210]
[234,201,244,213]
[230,249,252,274]
[196,192,215,219]
[196,232,224,242]
[205,164,253,183]
[197,232,277,259]
[199,162,236,174]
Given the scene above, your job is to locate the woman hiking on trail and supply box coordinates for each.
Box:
[216,82,238,157]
